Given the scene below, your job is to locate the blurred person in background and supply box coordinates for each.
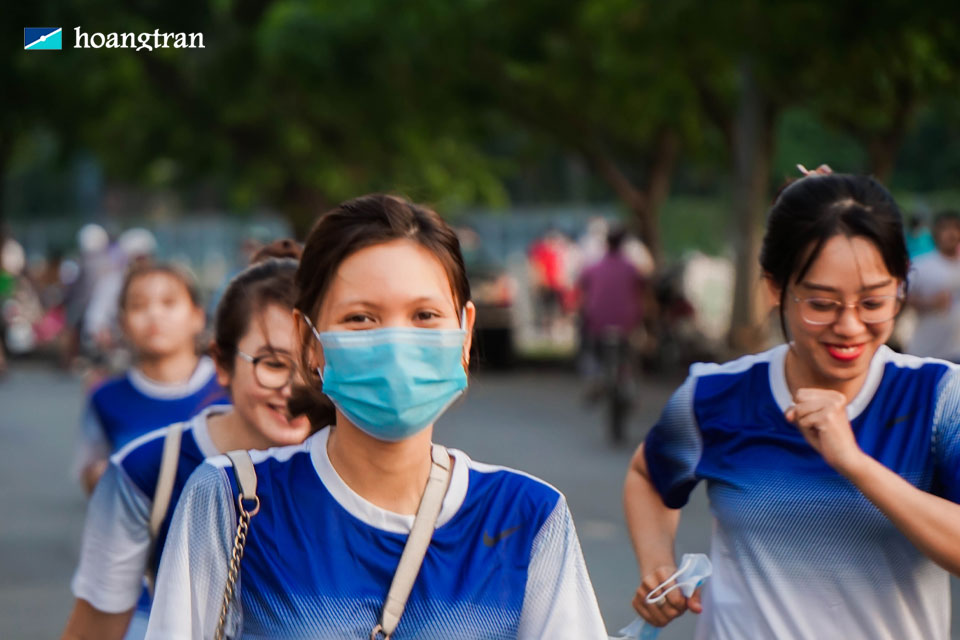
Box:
[906,210,960,361]
[905,214,935,260]
[75,262,227,495]
[0,236,23,376]
[83,228,158,370]
[0,236,41,361]
[63,224,111,369]
[625,172,960,639]
[528,229,566,337]
[578,216,610,269]
[145,195,606,639]
[578,228,647,396]
[62,241,310,640]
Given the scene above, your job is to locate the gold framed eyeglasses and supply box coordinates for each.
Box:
[236,351,295,389]
[791,292,904,326]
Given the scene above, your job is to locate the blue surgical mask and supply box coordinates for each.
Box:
[305,314,468,441]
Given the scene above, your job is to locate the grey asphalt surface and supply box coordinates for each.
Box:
[0,362,957,638]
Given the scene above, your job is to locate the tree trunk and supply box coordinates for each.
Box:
[581,148,651,245]
[728,59,776,354]
[580,131,679,267]
[277,180,332,238]
[867,139,898,184]
[643,128,681,267]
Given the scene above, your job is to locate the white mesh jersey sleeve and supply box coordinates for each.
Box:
[71,462,151,613]
[516,496,608,639]
[932,366,960,502]
[74,402,110,481]
[145,461,237,640]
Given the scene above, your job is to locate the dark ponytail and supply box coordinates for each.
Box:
[288,194,471,428]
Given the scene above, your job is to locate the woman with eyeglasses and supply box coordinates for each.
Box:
[63,241,312,640]
[624,171,960,639]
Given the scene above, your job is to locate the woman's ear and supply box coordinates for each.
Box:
[209,343,232,390]
[294,309,324,374]
[461,301,477,370]
[763,274,782,308]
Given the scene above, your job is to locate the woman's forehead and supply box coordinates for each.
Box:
[800,235,894,289]
[127,271,191,300]
[325,241,457,309]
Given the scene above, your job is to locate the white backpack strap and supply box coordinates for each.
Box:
[371,444,451,640]
[225,449,258,502]
[214,450,260,640]
[149,423,184,539]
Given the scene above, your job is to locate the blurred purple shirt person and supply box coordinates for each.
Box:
[578,231,644,336]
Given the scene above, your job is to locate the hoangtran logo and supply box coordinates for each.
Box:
[24,27,63,50]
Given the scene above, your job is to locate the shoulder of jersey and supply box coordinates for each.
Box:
[205,438,313,471]
[880,347,959,373]
[89,373,133,402]
[111,415,197,467]
[688,346,781,380]
[461,454,563,516]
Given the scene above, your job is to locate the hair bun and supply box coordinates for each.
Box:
[250,239,303,264]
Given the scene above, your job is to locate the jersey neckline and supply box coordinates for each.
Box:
[127,356,217,399]
[767,343,889,421]
[189,406,231,459]
[308,426,470,534]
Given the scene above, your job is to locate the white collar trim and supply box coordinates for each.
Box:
[768,342,888,420]
[309,427,470,534]
[188,405,231,458]
[128,356,217,399]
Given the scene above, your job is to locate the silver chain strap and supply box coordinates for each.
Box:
[214,493,260,640]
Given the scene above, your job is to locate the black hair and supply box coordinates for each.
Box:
[759,174,909,339]
[607,228,627,253]
[933,210,960,230]
[118,262,202,312]
[211,240,302,374]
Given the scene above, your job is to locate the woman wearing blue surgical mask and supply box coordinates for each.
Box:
[145,194,607,639]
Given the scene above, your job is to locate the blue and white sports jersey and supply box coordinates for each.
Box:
[76,357,228,477]
[644,344,960,640]
[145,427,607,639]
[71,407,227,633]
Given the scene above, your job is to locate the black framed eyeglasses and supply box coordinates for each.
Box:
[236,351,295,389]
[790,293,904,326]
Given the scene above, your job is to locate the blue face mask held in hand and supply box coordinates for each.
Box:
[610,553,713,640]
[304,313,468,442]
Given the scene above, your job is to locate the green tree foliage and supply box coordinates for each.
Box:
[5,0,960,344]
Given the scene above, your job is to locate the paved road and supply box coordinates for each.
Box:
[0,363,957,638]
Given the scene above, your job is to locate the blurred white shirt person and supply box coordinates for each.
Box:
[907,211,960,360]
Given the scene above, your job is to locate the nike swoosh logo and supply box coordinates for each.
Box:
[884,414,911,429]
[483,525,520,547]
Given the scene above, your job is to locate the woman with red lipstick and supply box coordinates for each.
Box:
[63,241,313,640]
[624,171,960,640]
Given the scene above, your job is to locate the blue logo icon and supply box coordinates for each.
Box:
[24,28,62,50]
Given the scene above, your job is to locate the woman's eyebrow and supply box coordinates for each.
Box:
[255,345,292,356]
[799,279,894,292]
[330,299,380,311]
[333,296,450,309]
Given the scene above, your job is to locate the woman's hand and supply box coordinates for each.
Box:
[631,565,702,627]
[784,388,867,476]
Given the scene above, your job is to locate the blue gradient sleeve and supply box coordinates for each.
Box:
[932,368,960,503]
[643,376,703,509]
